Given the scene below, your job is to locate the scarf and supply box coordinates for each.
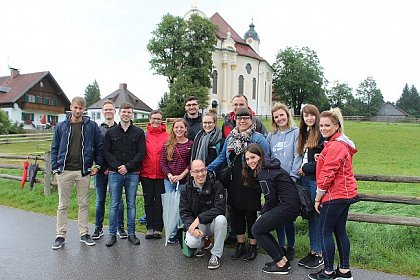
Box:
[191,127,223,163]
[227,126,255,155]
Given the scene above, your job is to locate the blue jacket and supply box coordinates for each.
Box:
[51,116,104,176]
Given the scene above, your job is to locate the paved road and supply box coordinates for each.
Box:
[0,205,416,280]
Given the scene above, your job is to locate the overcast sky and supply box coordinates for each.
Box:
[1,0,419,108]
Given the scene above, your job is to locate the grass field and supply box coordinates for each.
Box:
[0,121,419,277]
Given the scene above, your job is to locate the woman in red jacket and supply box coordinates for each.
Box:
[309,108,358,280]
[140,110,168,239]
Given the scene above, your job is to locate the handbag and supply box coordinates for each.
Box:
[215,154,238,188]
[295,182,315,220]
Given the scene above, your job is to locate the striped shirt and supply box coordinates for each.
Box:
[160,140,193,184]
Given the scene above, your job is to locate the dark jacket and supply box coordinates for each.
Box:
[180,173,226,229]
[98,121,117,173]
[184,112,202,140]
[104,122,146,173]
[301,135,324,180]
[256,157,300,215]
[51,116,104,176]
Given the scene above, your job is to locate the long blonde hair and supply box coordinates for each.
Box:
[271,103,294,132]
[320,107,345,134]
[298,104,320,155]
[166,118,188,161]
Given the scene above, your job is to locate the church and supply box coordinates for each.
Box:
[184,5,273,116]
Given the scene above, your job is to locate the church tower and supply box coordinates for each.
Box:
[244,20,260,54]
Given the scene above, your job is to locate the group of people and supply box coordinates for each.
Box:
[50,94,358,279]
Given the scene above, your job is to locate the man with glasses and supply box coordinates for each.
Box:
[184,96,202,140]
[180,160,227,270]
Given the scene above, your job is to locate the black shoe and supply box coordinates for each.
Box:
[106,234,117,247]
[262,261,290,275]
[286,246,295,261]
[231,242,246,260]
[167,234,179,244]
[308,270,335,280]
[80,234,95,246]
[265,260,290,269]
[117,227,128,239]
[305,254,324,269]
[52,237,65,250]
[92,228,104,240]
[128,235,140,245]
[298,252,314,266]
[243,244,258,261]
[335,268,353,280]
[194,247,205,257]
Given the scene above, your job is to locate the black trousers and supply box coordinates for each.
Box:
[231,206,258,239]
[140,177,164,232]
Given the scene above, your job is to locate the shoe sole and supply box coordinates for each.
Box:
[335,277,353,280]
[262,270,289,275]
[106,242,116,247]
[52,242,65,250]
[91,233,104,240]
[80,240,96,246]
[208,264,220,269]
[305,262,324,269]
[117,233,128,239]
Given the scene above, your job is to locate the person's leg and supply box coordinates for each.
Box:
[163,179,176,193]
[231,207,247,260]
[243,210,259,260]
[94,173,107,230]
[118,197,125,228]
[55,170,74,238]
[108,172,123,235]
[276,226,286,247]
[305,177,322,254]
[141,177,154,231]
[124,172,139,236]
[74,171,91,236]
[334,204,351,271]
[153,179,165,232]
[319,203,341,273]
[209,215,227,258]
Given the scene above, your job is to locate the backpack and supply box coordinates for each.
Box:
[295,182,315,220]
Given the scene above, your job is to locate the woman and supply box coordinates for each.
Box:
[140,110,168,239]
[208,107,269,261]
[266,103,302,260]
[296,104,324,268]
[160,118,193,244]
[309,108,358,280]
[244,143,300,275]
[191,112,223,165]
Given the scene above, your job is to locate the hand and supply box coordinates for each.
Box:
[314,153,320,161]
[314,201,322,214]
[90,167,98,176]
[188,218,200,234]
[192,228,204,238]
[117,165,128,175]
[298,168,305,176]
[103,168,109,175]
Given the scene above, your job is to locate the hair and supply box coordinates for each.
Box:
[166,118,188,161]
[71,96,85,107]
[149,109,163,119]
[297,104,321,155]
[271,102,294,132]
[202,112,217,123]
[102,100,115,108]
[235,107,252,117]
[320,107,345,134]
[185,96,199,104]
[242,143,265,187]
[231,94,248,103]
[119,102,134,110]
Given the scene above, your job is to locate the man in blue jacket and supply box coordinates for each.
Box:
[51,96,104,250]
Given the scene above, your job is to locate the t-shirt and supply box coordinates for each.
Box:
[65,122,82,171]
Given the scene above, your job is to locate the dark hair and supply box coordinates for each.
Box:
[297,104,320,155]
[149,109,163,118]
[235,107,252,117]
[242,143,265,187]
[120,102,134,110]
[232,94,248,103]
[185,96,199,104]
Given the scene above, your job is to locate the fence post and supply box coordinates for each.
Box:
[44,151,51,196]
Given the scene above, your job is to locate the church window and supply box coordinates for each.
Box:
[245,63,252,74]
[212,70,218,94]
[252,78,256,100]
[238,75,244,95]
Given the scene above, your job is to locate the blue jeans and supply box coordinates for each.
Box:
[108,172,139,236]
[94,173,124,229]
[319,202,351,272]
[276,222,295,248]
[163,179,185,236]
[300,176,322,253]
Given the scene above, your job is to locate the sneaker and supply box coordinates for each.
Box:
[335,268,353,280]
[194,247,206,257]
[52,237,65,250]
[139,215,147,225]
[262,261,290,275]
[145,229,154,239]
[92,228,104,240]
[208,255,220,269]
[106,234,117,247]
[298,252,314,266]
[265,260,291,270]
[203,236,212,250]
[305,254,324,269]
[128,235,140,245]
[80,234,96,246]
[308,270,335,280]
[153,231,162,239]
[117,227,128,239]
[286,246,295,261]
[167,232,179,244]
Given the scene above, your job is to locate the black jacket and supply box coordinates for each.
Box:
[104,122,146,173]
[180,173,226,229]
[257,157,300,215]
[184,113,202,140]
[301,135,324,180]
[98,121,117,173]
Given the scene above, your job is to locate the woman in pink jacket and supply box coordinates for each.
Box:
[309,108,358,280]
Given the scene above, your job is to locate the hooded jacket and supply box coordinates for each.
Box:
[184,112,202,140]
[316,132,358,203]
[140,123,168,179]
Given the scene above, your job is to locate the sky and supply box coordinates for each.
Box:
[1,0,419,109]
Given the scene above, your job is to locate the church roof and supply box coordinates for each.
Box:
[244,22,260,41]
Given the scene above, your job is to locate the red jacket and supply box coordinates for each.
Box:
[140,123,168,179]
[316,132,358,203]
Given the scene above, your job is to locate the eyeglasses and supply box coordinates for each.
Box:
[191,168,207,175]
[185,103,198,107]
[203,121,214,126]
[235,116,251,121]
[151,118,162,121]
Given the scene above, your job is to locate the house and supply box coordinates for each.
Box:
[87,83,153,124]
[372,102,409,122]
[184,5,274,115]
[0,68,70,128]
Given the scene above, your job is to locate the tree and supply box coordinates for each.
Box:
[396,83,420,117]
[0,109,11,134]
[148,14,217,117]
[84,80,101,107]
[327,81,358,115]
[355,77,384,116]
[272,46,327,115]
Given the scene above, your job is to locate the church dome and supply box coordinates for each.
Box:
[244,22,260,41]
[184,7,207,20]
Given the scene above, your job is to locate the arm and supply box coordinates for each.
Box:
[197,181,226,224]
[93,123,104,169]
[50,124,61,172]
[259,179,276,214]
[103,131,120,170]
[160,145,171,176]
[290,130,302,182]
[207,137,228,172]
[254,133,270,155]
[179,187,195,229]
[125,129,146,173]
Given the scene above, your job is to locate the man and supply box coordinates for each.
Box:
[222,94,267,138]
[92,101,127,240]
[184,96,202,140]
[51,96,103,250]
[180,160,227,270]
[104,102,145,247]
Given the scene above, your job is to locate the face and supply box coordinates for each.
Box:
[119,108,133,124]
[319,117,339,138]
[102,103,115,121]
[235,115,252,132]
[190,161,207,186]
[70,102,85,120]
[149,113,163,128]
[202,115,215,133]
[173,121,187,138]
[273,109,288,129]
[245,151,261,170]
[232,96,247,114]
[185,100,199,116]
[303,112,316,127]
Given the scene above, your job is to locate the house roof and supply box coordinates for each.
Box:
[210,12,265,61]
[378,101,409,116]
[0,71,69,105]
[88,84,153,112]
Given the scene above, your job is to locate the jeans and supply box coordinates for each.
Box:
[140,177,164,232]
[276,221,295,248]
[94,173,124,229]
[163,179,185,236]
[252,207,298,262]
[300,176,322,253]
[319,202,351,272]
[185,215,227,258]
[108,172,139,235]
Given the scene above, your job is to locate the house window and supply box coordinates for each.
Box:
[245,63,252,74]
[96,112,101,120]
[238,75,244,95]
[35,96,41,103]
[252,78,256,100]
[22,113,34,122]
[26,95,35,103]
[43,97,49,105]
[212,70,218,95]
[48,115,58,125]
